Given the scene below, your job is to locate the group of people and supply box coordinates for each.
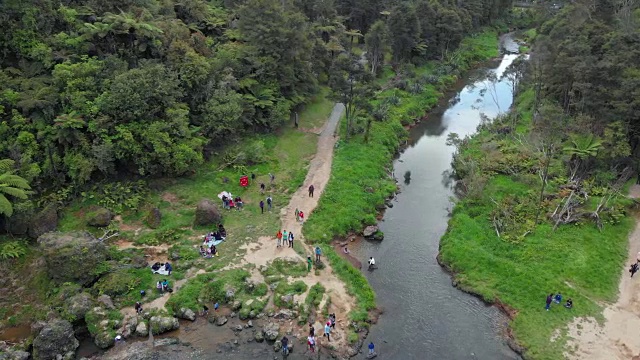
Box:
[199,244,219,257]
[259,195,273,214]
[151,262,172,275]
[294,208,305,222]
[156,279,171,293]
[545,292,572,310]
[276,229,294,248]
[204,224,226,241]
[221,194,243,210]
[305,314,337,352]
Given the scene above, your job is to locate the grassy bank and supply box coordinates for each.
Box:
[303,29,501,325]
[439,88,634,359]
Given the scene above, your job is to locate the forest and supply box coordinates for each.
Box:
[0,0,511,227]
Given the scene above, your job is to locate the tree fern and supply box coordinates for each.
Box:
[0,160,32,217]
[0,241,28,260]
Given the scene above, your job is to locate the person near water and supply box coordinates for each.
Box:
[288,231,294,248]
[214,302,219,311]
[165,262,172,275]
[368,257,376,270]
[307,256,313,272]
[202,304,209,316]
[266,195,272,211]
[299,211,305,222]
[315,246,321,262]
[368,342,375,355]
[307,335,315,352]
[308,184,314,197]
[324,321,331,341]
[545,293,553,311]
[631,262,639,277]
[281,336,289,354]
[295,208,300,221]
[260,182,265,194]
[565,298,573,309]
[554,292,562,304]
[135,302,143,314]
[276,230,283,247]
[259,200,264,214]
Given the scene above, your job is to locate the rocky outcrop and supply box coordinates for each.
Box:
[215,316,228,326]
[225,289,236,303]
[97,295,115,309]
[149,316,179,335]
[194,199,222,226]
[273,309,295,320]
[86,207,112,227]
[145,207,162,229]
[32,319,79,360]
[66,292,94,321]
[262,322,280,341]
[254,331,264,342]
[101,341,152,360]
[279,294,293,305]
[135,321,148,337]
[176,308,196,321]
[363,225,378,238]
[38,231,108,286]
[28,205,58,239]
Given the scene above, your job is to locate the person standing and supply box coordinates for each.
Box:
[545,293,553,311]
[214,302,219,312]
[324,321,331,341]
[267,195,272,212]
[299,211,304,222]
[260,182,265,194]
[269,173,275,184]
[368,342,375,355]
[276,230,283,247]
[631,262,639,277]
[288,231,294,248]
[315,246,321,262]
[307,256,313,272]
[308,184,314,197]
[307,335,315,353]
[295,208,300,221]
[282,230,288,248]
[165,262,172,275]
[259,200,264,214]
[330,313,336,329]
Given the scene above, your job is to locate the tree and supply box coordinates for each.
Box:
[365,20,387,75]
[387,2,420,64]
[0,159,31,217]
[563,134,603,180]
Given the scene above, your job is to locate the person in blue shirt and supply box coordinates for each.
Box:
[315,247,321,262]
[214,302,219,311]
[165,262,172,275]
[368,342,375,355]
[554,292,562,304]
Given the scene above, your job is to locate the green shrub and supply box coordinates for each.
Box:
[0,240,28,260]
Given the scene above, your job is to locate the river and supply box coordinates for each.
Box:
[348,35,522,359]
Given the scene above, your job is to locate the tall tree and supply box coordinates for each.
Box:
[365,20,387,75]
[388,2,420,64]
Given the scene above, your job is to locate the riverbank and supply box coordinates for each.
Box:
[438,85,635,359]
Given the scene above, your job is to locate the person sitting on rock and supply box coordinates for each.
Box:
[135,302,143,314]
[368,257,376,270]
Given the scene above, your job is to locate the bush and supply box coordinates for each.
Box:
[0,240,28,260]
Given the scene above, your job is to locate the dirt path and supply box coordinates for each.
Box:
[240,103,355,348]
[565,185,640,359]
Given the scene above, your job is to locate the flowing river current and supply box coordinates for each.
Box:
[349,35,522,360]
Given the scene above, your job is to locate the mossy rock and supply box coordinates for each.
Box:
[86,207,113,227]
[144,207,162,229]
[194,199,222,226]
[93,270,142,297]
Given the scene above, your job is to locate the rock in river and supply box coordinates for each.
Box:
[149,316,179,335]
[262,322,280,341]
[363,225,378,238]
[32,319,79,360]
[177,308,196,321]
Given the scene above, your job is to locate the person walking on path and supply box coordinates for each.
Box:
[545,293,553,311]
[299,211,304,223]
[276,230,283,247]
[260,182,265,194]
[282,230,288,248]
[308,184,314,197]
[259,200,264,214]
[368,342,375,355]
[267,195,272,212]
[295,208,300,221]
[330,313,336,329]
[288,231,294,248]
[324,321,331,341]
[631,262,639,277]
[307,335,316,353]
[315,246,322,263]
[269,173,275,184]
[307,256,313,272]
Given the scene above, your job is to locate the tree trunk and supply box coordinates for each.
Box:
[535,150,552,225]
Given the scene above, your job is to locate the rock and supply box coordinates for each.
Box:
[279,294,293,305]
[238,308,250,320]
[225,289,236,302]
[229,312,236,318]
[176,308,196,321]
[144,208,162,229]
[372,231,384,241]
[32,319,79,360]
[194,199,222,226]
[233,325,243,332]
[99,341,153,360]
[149,316,179,335]
[215,316,228,326]
[366,352,378,359]
[249,310,256,319]
[254,331,264,343]
[231,300,242,310]
[65,293,93,321]
[273,340,282,352]
[273,309,294,320]
[38,232,108,286]
[247,320,253,327]
[385,201,394,208]
[262,322,280,341]
[0,349,30,360]
[169,252,180,261]
[86,207,112,227]
[153,337,179,347]
[135,322,148,337]
[97,295,115,310]
[28,205,58,239]
[31,321,47,335]
[244,299,254,308]
[363,225,378,238]
[93,331,114,349]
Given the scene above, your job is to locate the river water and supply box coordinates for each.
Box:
[349,36,522,359]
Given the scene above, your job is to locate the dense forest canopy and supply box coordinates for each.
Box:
[0,0,511,219]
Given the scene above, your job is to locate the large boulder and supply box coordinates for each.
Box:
[0,348,30,360]
[144,207,162,229]
[94,331,115,349]
[215,316,228,326]
[32,319,79,360]
[66,292,94,321]
[262,322,280,341]
[86,207,113,227]
[176,308,196,321]
[38,231,108,286]
[28,205,58,239]
[363,225,378,238]
[135,321,148,337]
[149,316,179,335]
[194,199,222,226]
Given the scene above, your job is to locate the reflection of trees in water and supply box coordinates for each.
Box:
[441,169,455,189]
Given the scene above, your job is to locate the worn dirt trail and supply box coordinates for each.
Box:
[240,103,355,348]
[565,185,640,360]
